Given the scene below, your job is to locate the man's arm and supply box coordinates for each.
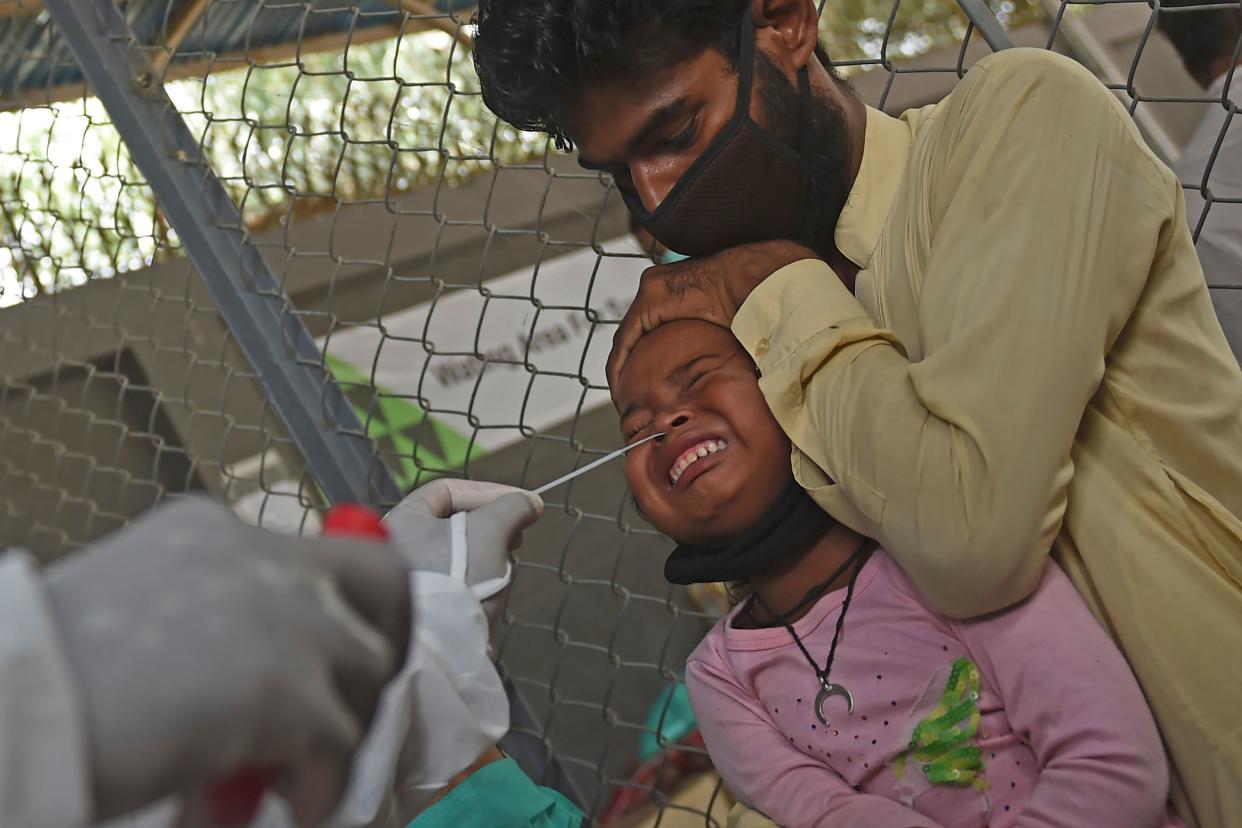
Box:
[686,652,943,828]
[733,50,1175,616]
[951,562,1173,827]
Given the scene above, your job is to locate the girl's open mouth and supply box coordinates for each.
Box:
[669,438,729,486]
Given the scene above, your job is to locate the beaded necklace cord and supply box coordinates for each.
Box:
[748,540,876,722]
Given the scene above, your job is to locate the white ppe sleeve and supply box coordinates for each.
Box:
[0,551,91,828]
[252,570,510,828]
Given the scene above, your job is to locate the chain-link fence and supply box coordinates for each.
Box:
[1,0,1237,825]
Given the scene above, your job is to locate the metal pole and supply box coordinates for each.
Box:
[955,0,1015,52]
[42,0,404,509]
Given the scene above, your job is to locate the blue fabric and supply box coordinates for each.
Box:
[638,681,697,762]
[408,758,583,828]
[657,249,689,265]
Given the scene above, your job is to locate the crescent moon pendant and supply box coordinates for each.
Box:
[814,681,855,725]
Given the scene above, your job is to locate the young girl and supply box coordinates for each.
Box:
[612,318,1182,828]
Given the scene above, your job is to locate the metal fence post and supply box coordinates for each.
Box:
[40,0,404,509]
[955,0,1016,51]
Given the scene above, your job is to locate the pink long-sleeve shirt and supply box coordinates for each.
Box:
[685,551,1184,828]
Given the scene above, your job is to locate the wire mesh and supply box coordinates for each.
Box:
[1,0,1238,825]
[0,10,327,559]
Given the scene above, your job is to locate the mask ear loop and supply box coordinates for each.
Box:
[797,63,813,152]
[735,7,757,120]
[796,63,817,247]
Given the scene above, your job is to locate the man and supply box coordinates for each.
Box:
[1,479,541,828]
[1160,0,1242,364]
[472,1,1242,826]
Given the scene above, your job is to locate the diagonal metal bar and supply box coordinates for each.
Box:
[42,0,404,509]
[955,0,1015,51]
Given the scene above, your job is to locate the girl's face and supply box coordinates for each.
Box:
[612,320,792,544]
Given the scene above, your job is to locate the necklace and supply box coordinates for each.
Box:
[748,540,874,725]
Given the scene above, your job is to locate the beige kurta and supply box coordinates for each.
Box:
[732,49,1242,827]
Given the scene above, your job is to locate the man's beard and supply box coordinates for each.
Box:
[754,52,852,261]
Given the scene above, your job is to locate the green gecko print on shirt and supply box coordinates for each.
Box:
[893,657,989,790]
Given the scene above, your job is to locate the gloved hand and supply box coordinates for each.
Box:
[382,478,543,627]
[320,479,543,828]
[41,497,412,826]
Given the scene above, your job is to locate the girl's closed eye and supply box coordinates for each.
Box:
[685,361,723,392]
[686,370,709,390]
[626,422,652,443]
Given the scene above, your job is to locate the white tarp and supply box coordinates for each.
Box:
[232,237,646,529]
[327,235,644,453]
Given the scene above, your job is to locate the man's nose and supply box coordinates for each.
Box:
[629,164,677,215]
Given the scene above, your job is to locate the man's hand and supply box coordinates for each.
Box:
[607,239,819,391]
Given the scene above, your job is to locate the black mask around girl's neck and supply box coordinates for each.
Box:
[664,478,836,585]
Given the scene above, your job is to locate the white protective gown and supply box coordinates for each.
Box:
[0,548,507,828]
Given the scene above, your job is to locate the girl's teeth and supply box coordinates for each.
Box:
[669,439,730,485]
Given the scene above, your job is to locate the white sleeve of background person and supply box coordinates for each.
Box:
[251,570,510,828]
[0,551,92,828]
[1173,73,1242,365]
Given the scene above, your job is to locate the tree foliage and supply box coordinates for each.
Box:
[0,0,1043,305]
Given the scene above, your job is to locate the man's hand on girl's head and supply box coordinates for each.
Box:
[607,239,821,393]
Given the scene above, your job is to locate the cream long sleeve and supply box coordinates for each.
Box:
[732,49,1242,828]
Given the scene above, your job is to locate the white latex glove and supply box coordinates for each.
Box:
[41,497,411,827]
[382,478,543,627]
[313,479,543,828]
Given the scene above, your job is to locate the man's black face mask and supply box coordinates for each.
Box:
[621,8,815,258]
